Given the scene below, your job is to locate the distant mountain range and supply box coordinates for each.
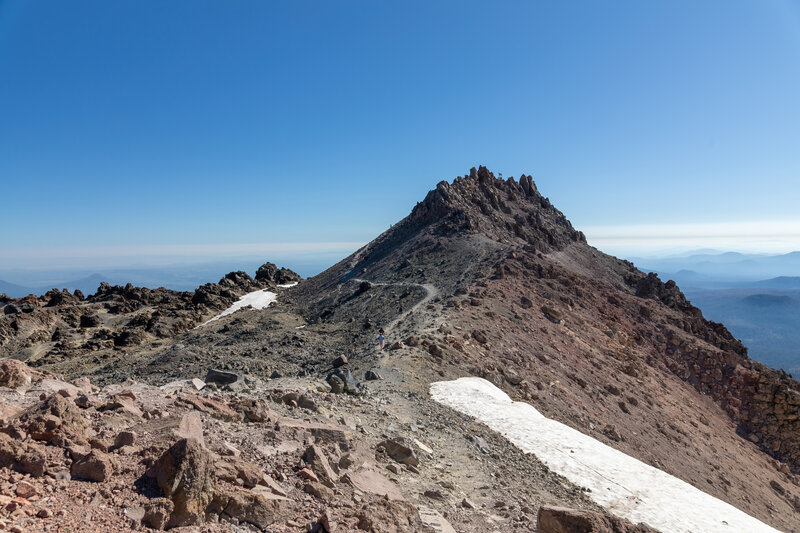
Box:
[0,274,109,298]
[630,251,800,285]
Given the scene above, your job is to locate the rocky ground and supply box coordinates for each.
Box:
[2,167,800,531]
[0,358,651,532]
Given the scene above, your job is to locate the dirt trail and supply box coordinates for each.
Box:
[350,278,439,333]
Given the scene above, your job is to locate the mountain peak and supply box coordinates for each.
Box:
[408,166,585,252]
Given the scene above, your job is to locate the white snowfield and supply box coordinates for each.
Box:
[203,289,277,325]
[430,377,781,533]
[277,281,299,288]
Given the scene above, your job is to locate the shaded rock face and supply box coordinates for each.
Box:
[147,438,216,527]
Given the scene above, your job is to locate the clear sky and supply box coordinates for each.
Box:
[2,0,800,273]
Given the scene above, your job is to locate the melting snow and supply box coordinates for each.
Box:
[430,377,781,533]
[203,289,277,325]
[278,281,299,288]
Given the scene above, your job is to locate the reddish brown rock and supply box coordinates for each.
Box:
[302,444,337,488]
[537,506,659,533]
[209,486,293,529]
[355,499,419,532]
[0,359,37,389]
[71,449,114,482]
[0,433,46,477]
[13,393,89,445]
[148,438,216,528]
[343,470,405,501]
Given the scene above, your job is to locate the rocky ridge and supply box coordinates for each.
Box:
[0,263,300,373]
[2,168,800,531]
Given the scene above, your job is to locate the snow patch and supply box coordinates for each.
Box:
[278,281,298,288]
[430,377,780,533]
[203,289,277,325]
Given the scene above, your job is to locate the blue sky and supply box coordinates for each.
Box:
[2,0,800,273]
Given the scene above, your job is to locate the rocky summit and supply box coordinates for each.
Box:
[1,167,799,532]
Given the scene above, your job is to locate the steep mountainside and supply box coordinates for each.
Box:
[2,168,799,531]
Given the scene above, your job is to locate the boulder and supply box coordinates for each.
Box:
[365,370,383,381]
[343,469,405,501]
[378,438,420,466]
[114,430,137,448]
[0,359,36,389]
[216,457,265,489]
[326,368,361,395]
[332,355,348,368]
[142,498,174,530]
[14,393,89,445]
[209,486,292,529]
[537,506,659,533]
[148,438,216,528]
[204,368,240,386]
[71,450,114,482]
[302,445,338,488]
[355,499,419,533]
[0,433,46,477]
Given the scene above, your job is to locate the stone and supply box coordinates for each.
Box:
[204,368,240,386]
[304,480,334,501]
[537,506,659,533]
[216,457,265,489]
[0,433,46,477]
[71,450,114,482]
[209,486,293,529]
[237,398,275,423]
[75,395,92,409]
[114,430,137,448]
[326,368,361,395]
[298,468,319,482]
[355,499,418,533]
[332,355,348,368]
[191,378,206,391]
[365,370,383,381]
[174,412,205,448]
[14,393,89,445]
[298,394,317,411]
[471,330,488,344]
[0,360,34,389]
[99,396,142,417]
[378,439,420,466]
[417,505,457,533]
[343,470,405,501]
[14,481,37,499]
[178,395,238,422]
[327,375,344,394]
[302,445,338,488]
[147,438,216,528]
[142,498,173,530]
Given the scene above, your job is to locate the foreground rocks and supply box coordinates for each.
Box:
[0,360,611,532]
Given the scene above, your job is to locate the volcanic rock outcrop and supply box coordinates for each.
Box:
[0,262,299,378]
